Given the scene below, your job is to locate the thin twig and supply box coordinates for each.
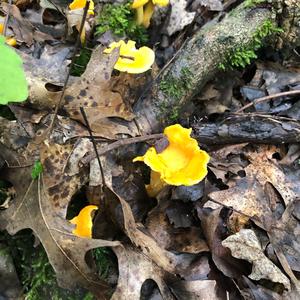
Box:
[3,0,13,37]
[80,107,106,187]
[47,1,90,137]
[81,133,164,165]
[235,90,300,113]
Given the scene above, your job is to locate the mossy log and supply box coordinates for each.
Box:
[133,3,273,134]
[133,0,300,134]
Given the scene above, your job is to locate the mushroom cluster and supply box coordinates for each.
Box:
[132,0,169,28]
[104,40,155,74]
[134,124,210,196]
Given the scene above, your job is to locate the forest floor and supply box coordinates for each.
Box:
[0,0,300,299]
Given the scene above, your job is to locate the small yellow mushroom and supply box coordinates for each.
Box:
[69,0,95,15]
[0,22,17,47]
[104,40,155,74]
[134,124,210,196]
[132,0,169,28]
[70,205,98,238]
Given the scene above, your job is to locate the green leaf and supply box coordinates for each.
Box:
[0,36,28,105]
[31,161,43,180]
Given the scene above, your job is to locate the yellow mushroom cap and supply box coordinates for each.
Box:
[133,124,210,186]
[104,40,155,74]
[152,0,169,7]
[69,0,95,15]
[132,0,149,8]
[70,205,98,238]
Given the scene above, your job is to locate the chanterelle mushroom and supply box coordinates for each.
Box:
[133,124,210,196]
[132,0,169,28]
[70,205,98,238]
[69,0,95,15]
[103,40,155,74]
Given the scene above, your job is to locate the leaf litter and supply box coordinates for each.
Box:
[1,0,300,299]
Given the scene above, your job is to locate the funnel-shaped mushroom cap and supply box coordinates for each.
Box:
[132,0,149,8]
[70,205,98,238]
[104,40,155,74]
[134,124,210,186]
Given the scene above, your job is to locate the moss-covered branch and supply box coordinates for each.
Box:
[133,3,274,133]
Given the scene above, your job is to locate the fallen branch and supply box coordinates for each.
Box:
[192,114,300,145]
[134,3,273,133]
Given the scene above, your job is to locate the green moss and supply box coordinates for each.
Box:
[219,19,283,70]
[159,67,193,122]
[0,105,15,120]
[70,48,92,77]
[0,230,95,300]
[31,160,43,180]
[96,3,148,45]
[93,247,114,279]
[244,0,266,9]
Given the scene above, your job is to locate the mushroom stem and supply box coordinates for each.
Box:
[142,1,155,28]
[135,6,144,26]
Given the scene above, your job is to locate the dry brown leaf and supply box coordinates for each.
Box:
[146,200,208,254]
[222,229,291,289]
[246,146,298,206]
[166,0,196,35]
[207,177,272,221]
[111,245,175,300]
[107,187,194,274]
[197,207,249,278]
[207,145,299,226]
[170,279,220,300]
[63,45,136,138]
[1,3,53,45]
[0,165,120,296]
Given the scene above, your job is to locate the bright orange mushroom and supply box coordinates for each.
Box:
[133,124,210,196]
[70,205,98,238]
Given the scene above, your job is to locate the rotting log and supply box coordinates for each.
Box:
[133,3,273,134]
[192,114,300,145]
[133,1,300,134]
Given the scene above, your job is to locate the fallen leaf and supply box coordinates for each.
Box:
[222,229,290,290]
[198,0,223,11]
[19,45,71,109]
[63,45,136,139]
[107,187,195,273]
[0,165,120,295]
[169,279,220,300]
[1,3,53,45]
[111,245,174,300]
[197,207,249,278]
[165,0,196,35]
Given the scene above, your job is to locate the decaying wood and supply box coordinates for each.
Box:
[192,114,300,145]
[133,3,273,134]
